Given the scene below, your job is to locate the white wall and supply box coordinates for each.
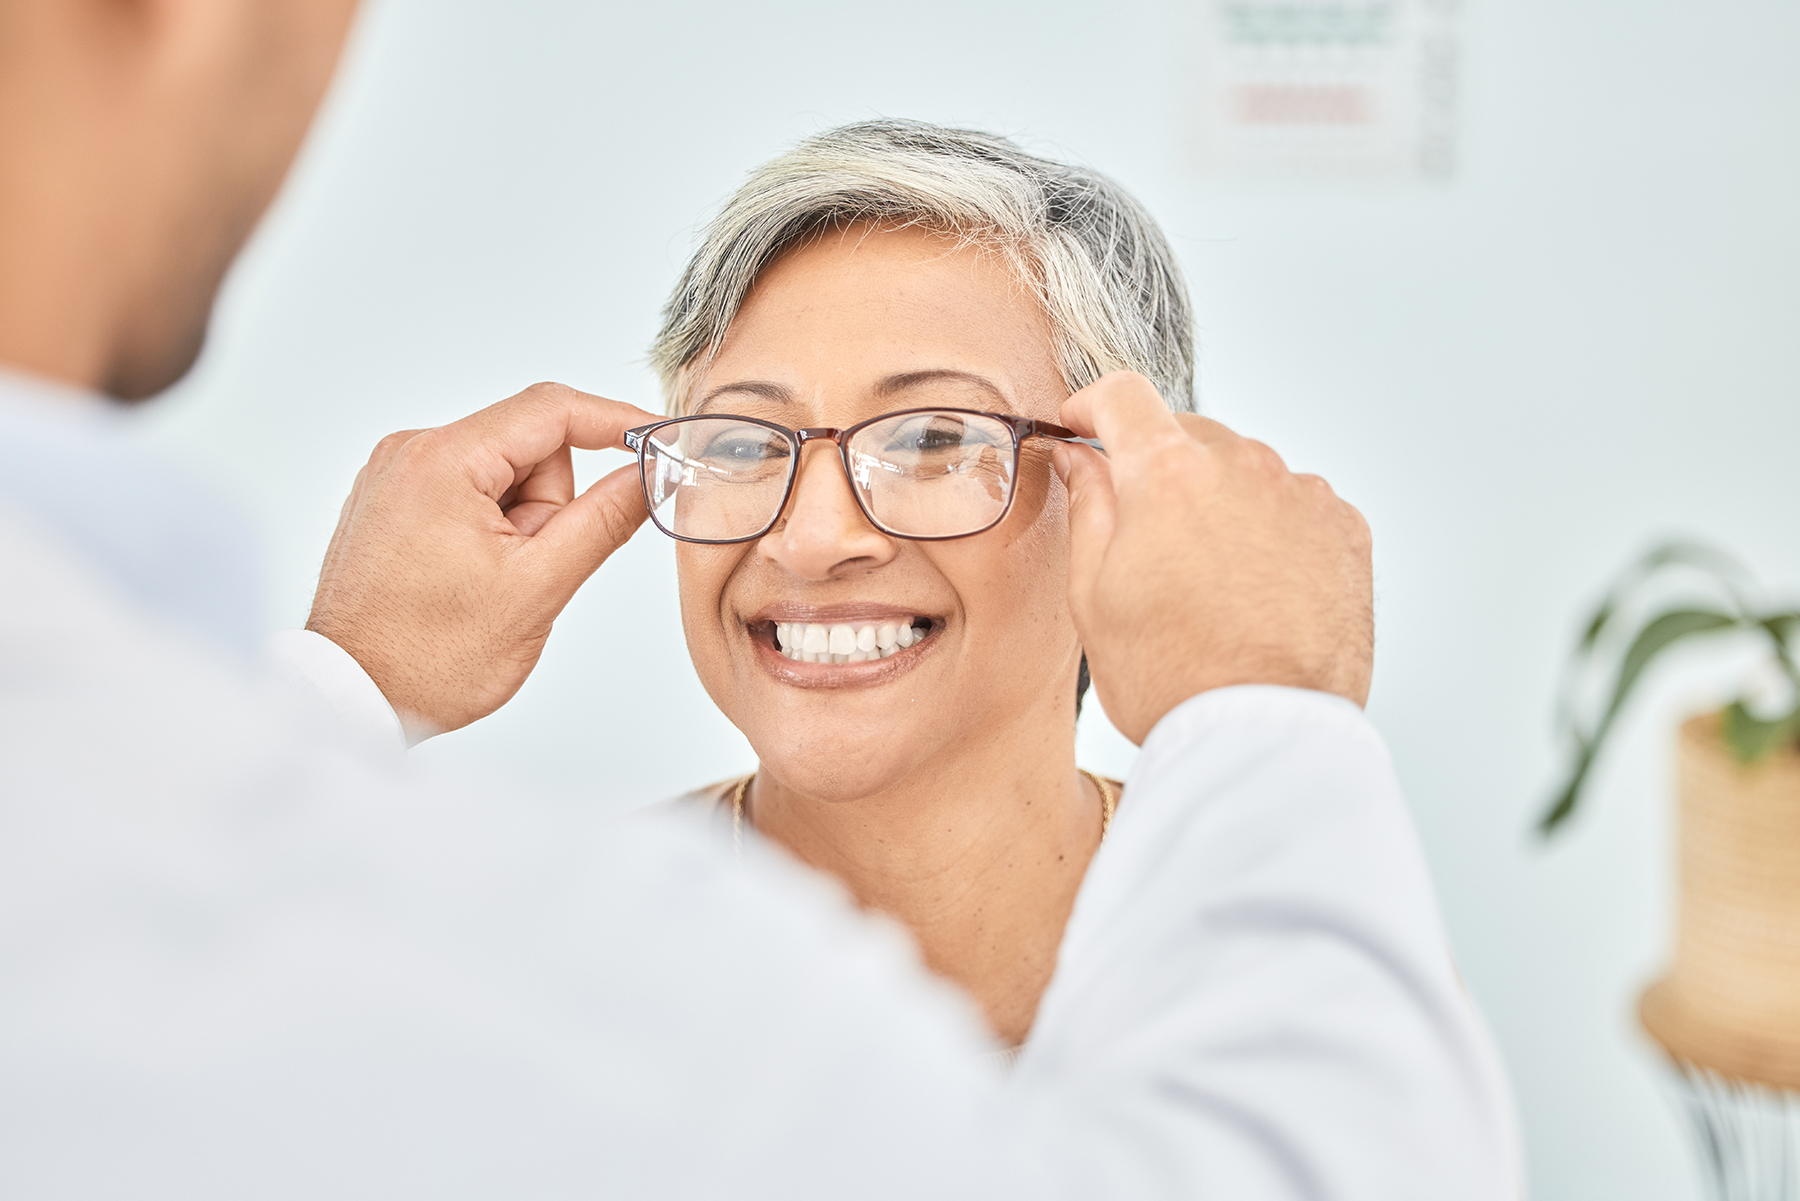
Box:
[134,2,1800,1196]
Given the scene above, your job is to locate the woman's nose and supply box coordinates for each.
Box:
[757,442,897,580]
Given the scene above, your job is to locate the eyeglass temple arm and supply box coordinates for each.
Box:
[1023,419,1105,453]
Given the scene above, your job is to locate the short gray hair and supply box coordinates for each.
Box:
[651,120,1194,413]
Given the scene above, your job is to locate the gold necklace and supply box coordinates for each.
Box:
[729,770,1116,860]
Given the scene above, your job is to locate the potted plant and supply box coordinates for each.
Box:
[1543,541,1800,1189]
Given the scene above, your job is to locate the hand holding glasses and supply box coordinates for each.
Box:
[623,408,1100,544]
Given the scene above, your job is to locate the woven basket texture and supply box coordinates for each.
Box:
[1640,714,1800,1090]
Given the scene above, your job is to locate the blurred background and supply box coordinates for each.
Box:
[131,0,1800,1195]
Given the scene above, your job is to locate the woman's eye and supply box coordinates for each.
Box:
[887,419,969,454]
[699,433,782,462]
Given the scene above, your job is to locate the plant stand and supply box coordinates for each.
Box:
[1664,1063,1799,1201]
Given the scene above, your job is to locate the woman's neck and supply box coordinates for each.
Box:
[748,710,1105,1047]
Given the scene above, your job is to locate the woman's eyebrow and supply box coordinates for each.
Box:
[877,369,1014,411]
[695,380,793,413]
[696,370,1015,415]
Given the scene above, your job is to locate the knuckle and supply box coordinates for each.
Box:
[370,428,429,469]
[511,382,582,432]
[396,425,446,460]
[373,430,415,457]
[1239,438,1287,476]
[518,380,577,409]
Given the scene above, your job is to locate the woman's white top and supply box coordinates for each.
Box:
[0,370,1522,1199]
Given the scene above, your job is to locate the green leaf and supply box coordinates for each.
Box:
[1635,540,1754,592]
[1539,539,1776,841]
[1759,610,1800,655]
[1574,542,1743,652]
[1720,701,1800,765]
[1600,608,1742,729]
[1537,742,1597,835]
[1540,607,1741,838]
[1556,542,1752,737]
[1578,600,1617,653]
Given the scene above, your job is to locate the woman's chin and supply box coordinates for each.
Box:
[750,749,926,805]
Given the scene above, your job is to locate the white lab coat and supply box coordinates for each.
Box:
[0,372,1522,1199]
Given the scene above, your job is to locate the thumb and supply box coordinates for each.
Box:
[1056,443,1116,621]
[528,462,652,594]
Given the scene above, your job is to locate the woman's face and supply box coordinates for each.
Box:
[675,223,1081,800]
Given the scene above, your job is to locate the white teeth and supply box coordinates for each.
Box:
[773,618,927,664]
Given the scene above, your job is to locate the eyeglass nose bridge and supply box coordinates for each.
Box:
[774,427,866,529]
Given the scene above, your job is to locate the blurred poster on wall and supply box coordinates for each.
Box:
[1192,0,1460,180]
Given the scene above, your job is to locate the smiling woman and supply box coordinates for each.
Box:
[642,120,1193,1052]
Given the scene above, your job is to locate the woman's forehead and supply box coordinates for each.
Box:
[691,226,1066,420]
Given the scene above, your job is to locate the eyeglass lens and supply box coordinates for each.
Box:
[642,411,1018,543]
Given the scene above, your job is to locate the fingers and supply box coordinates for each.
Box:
[446,382,659,501]
[1059,372,1186,455]
[1054,442,1117,615]
[503,444,576,535]
[470,381,657,458]
[530,462,652,591]
[1060,375,1247,457]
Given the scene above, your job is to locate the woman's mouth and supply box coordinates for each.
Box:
[770,618,933,664]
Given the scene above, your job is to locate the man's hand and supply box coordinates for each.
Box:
[307,382,654,741]
[1054,372,1373,744]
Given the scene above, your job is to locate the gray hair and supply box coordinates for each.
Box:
[651,120,1194,413]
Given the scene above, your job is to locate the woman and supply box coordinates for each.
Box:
[640,121,1193,1050]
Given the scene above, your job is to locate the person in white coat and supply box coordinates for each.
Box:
[0,0,1522,1197]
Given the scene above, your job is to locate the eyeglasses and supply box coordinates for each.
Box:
[623,408,1092,544]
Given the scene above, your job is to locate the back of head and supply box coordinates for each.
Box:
[653,120,1194,414]
[0,0,359,401]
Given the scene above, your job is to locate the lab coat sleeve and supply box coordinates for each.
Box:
[1017,685,1523,1201]
[262,628,408,754]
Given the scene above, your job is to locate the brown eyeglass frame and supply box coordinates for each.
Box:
[623,407,1098,545]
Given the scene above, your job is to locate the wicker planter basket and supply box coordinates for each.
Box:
[1639,714,1800,1089]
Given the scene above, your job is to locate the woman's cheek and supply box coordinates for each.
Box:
[673,548,735,685]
